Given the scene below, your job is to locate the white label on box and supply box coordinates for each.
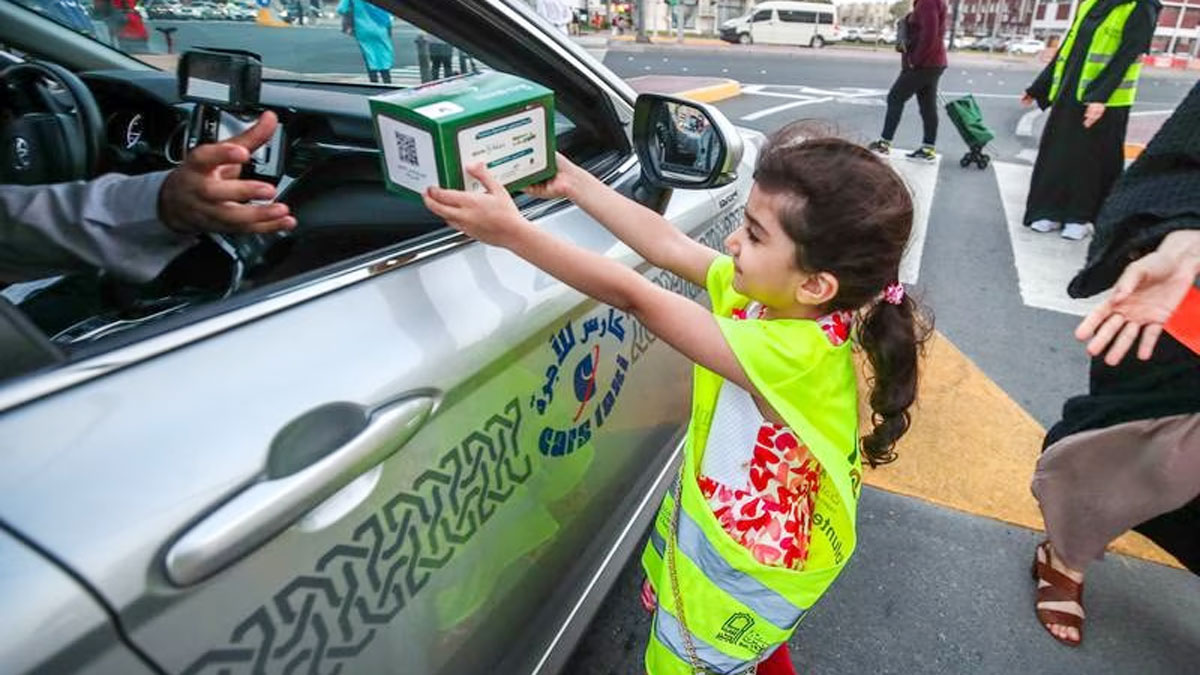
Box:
[377,115,439,194]
[415,101,465,120]
[457,106,547,193]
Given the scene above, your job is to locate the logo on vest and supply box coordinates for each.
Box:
[717,613,754,645]
[716,613,769,653]
[529,307,630,457]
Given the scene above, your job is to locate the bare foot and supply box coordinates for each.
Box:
[1035,541,1085,644]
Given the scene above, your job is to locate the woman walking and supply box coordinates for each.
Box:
[337,0,395,84]
[867,0,948,162]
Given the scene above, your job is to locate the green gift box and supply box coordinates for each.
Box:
[369,71,557,201]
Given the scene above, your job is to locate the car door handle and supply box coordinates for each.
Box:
[165,394,436,586]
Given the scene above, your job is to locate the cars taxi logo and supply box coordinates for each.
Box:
[531,307,629,457]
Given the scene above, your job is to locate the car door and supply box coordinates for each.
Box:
[0,2,744,675]
[750,8,781,44]
[0,527,157,674]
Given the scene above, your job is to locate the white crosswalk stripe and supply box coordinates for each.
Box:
[992,161,1106,317]
[879,151,940,286]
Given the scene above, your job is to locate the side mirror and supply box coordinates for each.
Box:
[633,93,743,190]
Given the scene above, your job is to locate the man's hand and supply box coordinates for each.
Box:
[1083,102,1106,129]
[1076,231,1200,365]
[422,163,528,247]
[159,111,296,235]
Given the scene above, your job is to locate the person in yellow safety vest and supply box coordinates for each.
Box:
[1020,0,1161,242]
[422,123,931,675]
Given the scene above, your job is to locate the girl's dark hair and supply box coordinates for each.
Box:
[752,122,932,467]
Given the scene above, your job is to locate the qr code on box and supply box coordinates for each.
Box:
[393,130,419,167]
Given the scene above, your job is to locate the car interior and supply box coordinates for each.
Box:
[0,0,638,377]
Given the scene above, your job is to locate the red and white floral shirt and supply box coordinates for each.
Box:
[698,303,853,571]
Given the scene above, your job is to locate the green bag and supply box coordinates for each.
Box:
[944,94,994,149]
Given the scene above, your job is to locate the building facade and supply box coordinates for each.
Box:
[1031,0,1200,55]
[839,1,894,29]
[955,0,1036,38]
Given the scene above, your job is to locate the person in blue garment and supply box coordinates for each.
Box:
[337,0,395,84]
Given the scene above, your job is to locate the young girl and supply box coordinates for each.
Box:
[424,123,927,675]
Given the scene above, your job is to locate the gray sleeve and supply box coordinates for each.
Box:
[0,171,198,284]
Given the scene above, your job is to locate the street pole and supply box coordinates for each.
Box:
[949,0,961,50]
[637,0,650,42]
[677,2,684,43]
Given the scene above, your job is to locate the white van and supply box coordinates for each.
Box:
[719,1,841,48]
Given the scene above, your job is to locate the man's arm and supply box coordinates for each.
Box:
[0,172,194,284]
[0,111,294,285]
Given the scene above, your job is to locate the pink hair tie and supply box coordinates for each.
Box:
[882,281,905,305]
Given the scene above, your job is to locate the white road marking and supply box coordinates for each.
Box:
[738,84,888,119]
[1016,148,1039,163]
[993,161,1105,316]
[880,151,939,285]
[941,91,1022,99]
[1016,109,1042,137]
[741,97,833,120]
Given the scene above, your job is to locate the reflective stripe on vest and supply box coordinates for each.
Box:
[648,498,809,630]
[1049,0,1141,107]
[652,609,770,675]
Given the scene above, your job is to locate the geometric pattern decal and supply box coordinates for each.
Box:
[181,398,525,674]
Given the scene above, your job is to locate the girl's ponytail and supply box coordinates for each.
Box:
[856,292,930,467]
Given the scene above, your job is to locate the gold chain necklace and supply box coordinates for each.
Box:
[666,472,706,675]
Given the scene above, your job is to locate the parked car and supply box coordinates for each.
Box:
[857,27,882,43]
[719,0,841,48]
[0,0,762,673]
[973,35,1009,51]
[1007,37,1047,55]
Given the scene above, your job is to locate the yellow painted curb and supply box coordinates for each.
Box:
[1124,143,1145,160]
[860,330,1181,569]
[256,9,291,27]
[676,80,742,104]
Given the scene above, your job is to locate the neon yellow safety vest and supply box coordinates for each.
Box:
[641,256,862,675]
[1049,0,1143,107]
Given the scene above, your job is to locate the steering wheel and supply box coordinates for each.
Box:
[0,60,103,185]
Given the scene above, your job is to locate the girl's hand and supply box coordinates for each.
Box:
[1076,235,1200,365]
[524,153,584,201]
[423,164,529,247]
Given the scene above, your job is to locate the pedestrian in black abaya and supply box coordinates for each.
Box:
[1021,0,1160,241]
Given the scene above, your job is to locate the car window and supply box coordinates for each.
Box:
[0,0,630,380]
[818,12,834,24]
[780,10,818,23]
[752,9,773,21]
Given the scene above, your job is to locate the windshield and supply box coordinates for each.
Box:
[8,0,466,86]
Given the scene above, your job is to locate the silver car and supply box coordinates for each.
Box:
[0,1,760,673]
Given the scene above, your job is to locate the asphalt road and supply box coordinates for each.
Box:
[143,19,428,73]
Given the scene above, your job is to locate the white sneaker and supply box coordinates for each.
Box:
[1029,219,1062,233]
[1061,222,1090,241]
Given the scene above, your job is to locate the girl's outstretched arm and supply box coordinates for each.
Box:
[526,154,718,288]
[425,164,757,395]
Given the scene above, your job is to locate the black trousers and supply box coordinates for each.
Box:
[881,66,945,147]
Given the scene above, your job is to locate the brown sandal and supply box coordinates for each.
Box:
[1031,541,1085,647]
